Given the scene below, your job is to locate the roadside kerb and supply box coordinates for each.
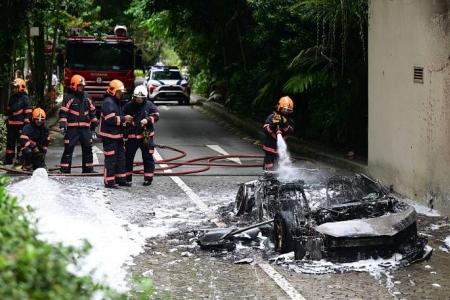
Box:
[197,99,368,174]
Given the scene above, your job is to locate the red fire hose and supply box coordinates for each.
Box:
[0,145,311,177]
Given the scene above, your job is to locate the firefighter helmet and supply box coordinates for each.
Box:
[106,79,125,97]
[12,78,27,93]
[70,74,86,91]
[32,108,46,121]
[276,96,294,114]
[133,85,148,99]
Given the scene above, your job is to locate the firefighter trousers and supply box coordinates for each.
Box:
[263,151,277,170]
[22,148,46,170]
[5,125,22,164]
[102,137,127,186]
[125,138,155,182]
[60,127,93,173]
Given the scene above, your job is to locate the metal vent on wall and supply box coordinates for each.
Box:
[414,67,424,83]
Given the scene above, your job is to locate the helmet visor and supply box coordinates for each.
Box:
[280,107,293,115]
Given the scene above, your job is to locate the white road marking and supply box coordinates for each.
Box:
[258,262,306,300]
[154,148,305,300]
[206,144,242,164]
[92,146,102,165]
[158,105,170,111]
[153,149,220,223]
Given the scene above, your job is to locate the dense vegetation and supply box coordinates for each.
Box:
[128,0,369,155]
[0,0,368,154]
[0,175,156,299]
[0,177,108,299]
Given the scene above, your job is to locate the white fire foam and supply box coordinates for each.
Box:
[445,236,450,249]
[276,133,301,182]
[8,169,152,292]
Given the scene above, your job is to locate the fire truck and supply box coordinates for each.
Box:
[63,26,141,107]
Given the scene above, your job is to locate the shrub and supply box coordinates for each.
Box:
[0,176,147,300]
[0,115,6,155]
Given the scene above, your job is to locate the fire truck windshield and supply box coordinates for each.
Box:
[66,42,133,71]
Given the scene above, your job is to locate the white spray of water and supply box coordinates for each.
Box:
[276,133,301,182]
[7,169,152,291]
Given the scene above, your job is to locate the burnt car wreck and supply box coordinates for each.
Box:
[230,172,431,264]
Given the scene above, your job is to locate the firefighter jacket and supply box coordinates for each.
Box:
[20,123,49,153]
[98,95,128,140]
[263,112,294,154]
[59,92,97,128]
[123,100,159,140]
[6,92,32,126]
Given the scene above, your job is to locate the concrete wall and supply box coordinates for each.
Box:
[368,0,450,213]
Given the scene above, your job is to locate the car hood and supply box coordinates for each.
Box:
[149,79,187,86]
[315,206,416,237]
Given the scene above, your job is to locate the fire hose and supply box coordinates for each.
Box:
[0,144,311,177]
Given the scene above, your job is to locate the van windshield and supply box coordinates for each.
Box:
[66,42,133,71]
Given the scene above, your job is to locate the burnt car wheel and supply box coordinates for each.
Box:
[274,214,295,253]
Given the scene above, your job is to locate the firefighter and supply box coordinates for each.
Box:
[262,96,294,170]
[4,78,32,165]
[20,108,49,170]
[59,74,98,173]
[124,85,159,186]
[98,79,133,188]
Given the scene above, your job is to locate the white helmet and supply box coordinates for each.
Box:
[133,85,148,98]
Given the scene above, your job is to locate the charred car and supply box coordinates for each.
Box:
[235,172,430,263]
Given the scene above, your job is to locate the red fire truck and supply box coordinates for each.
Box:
[63,26,141,107]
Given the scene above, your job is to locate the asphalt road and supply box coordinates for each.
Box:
[10,100,450,299]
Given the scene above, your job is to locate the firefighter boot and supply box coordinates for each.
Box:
[143,177,153,186]
[117,180,132,187]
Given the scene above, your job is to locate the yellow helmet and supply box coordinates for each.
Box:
[276,96,294,114]
[106,79,125,97]
[12,78,27,93]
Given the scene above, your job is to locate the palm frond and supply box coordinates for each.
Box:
[282,71,329,94]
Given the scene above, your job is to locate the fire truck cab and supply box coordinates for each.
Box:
[64,26,140,107]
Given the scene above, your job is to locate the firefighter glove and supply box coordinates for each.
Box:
[272,114,282,125]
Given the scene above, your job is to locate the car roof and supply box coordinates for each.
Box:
[150,65,180,72]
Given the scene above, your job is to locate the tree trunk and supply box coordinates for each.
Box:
[26,19,35,101]
[34,24,45,108]
[47,28,58,91]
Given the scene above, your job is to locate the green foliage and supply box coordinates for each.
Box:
[0,116,6,154]
[192,70,210,96]
[0,176,156,299]
[0,177,100,299]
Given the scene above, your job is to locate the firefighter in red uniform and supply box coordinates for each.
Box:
[124,86,159,186]
[98,79,133,188]
[4,78,32,165]
[59,75,98,173]
[20,108,49,170]
[262,96,294,170]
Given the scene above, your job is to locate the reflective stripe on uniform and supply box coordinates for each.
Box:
[104,112,116,120]
[12,109,24,115]
[8,120,24,125]
[98,131,123,139]
[263,145,277,154]
[104,150,115,156]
